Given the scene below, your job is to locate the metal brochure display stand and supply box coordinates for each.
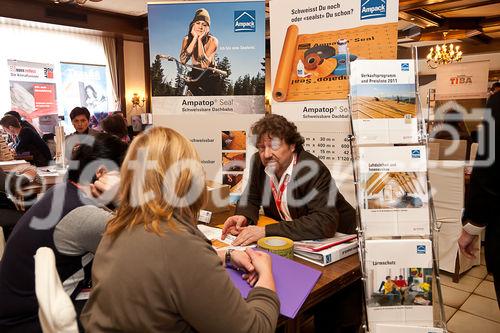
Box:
[346,46,447,333]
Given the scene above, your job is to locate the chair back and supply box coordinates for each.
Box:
[430,139,467,160]
[34,247,78,333]
[428,161,464,223]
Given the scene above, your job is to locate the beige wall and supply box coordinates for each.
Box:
[123,40,146,122]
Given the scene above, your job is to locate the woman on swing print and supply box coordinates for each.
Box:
[180,8,219,96]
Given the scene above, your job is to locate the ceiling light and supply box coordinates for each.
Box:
[426,32,463,69]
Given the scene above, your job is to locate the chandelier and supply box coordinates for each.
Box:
[53,0,102,5]
[426,32,463,69]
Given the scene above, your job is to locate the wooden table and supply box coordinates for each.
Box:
[209,209,362,333]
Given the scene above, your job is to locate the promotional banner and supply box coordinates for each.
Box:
[350,59,418,144]
[148,0,266,115]
[270,0,399,120]
[435,60,490,100]
[60,63,109,129]
[8,60,57,131]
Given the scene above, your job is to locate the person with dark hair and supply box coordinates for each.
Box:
[432,109,473,158]
[222,114,356,244]
[179,8,219,95]
[100,114,130,143]
[0,115,52,167]
[221,114,360,333]
[0,133,128,333]
[68,106,99,136]
[5,111,39,136]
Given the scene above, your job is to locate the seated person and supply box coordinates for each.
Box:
[100,113,130,143]
[5,111,40,137]
[81,127,279,332]
[0,133,128,333]
[67,107,99,137]
[394,275,408,289]
[0,115,52,167]
[222,114,356,245]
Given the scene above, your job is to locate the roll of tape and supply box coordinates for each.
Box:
[257,237,294,259]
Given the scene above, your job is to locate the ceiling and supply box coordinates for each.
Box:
[35,0,500,59]
[79,0,500,41]
[82,0,147,16]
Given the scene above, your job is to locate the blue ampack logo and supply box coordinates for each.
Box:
[417,245,426,254]
[361,0,387,20]
[234,10,255,32]
[411,149,421,158]
[401,63,409,71]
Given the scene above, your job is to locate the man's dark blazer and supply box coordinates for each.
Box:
[463,91,499,300]
[235,147,356,240]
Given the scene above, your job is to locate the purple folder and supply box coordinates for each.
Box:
[227,252,322,319]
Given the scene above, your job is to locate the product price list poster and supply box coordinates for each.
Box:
[269,0,399,121]
[350,59,419,144]
[148,0,266,115]
[296,121,356,207]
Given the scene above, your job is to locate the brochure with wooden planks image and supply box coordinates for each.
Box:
[358,146,429,237]
[365,239,434,328]
[350,60,419,144]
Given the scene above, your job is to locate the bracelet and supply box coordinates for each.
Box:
[225,249,234,269]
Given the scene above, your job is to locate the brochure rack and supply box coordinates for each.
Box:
[346,47,447,333]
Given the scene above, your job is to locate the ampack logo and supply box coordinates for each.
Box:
[234,10,255,32]
[450,75,472,85]
[401,63,409,71]
[361,0,386,20]
[417,245,426,254]
[411,149,421,158]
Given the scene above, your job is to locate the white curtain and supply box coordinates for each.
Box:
[0,18,113,129]
[102,36,120,111]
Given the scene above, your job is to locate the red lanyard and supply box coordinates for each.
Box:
[269,154,296,219]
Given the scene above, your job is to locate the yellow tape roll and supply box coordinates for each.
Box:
[257,237,294,259]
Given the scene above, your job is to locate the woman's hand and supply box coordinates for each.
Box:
[190,25,199,38]
[245,248,276,292]
[90,170,121,205]
[200,26,209,38]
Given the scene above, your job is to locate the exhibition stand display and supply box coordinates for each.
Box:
[348,52,447,333]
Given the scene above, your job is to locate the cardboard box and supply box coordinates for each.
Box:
[205,180,230,213]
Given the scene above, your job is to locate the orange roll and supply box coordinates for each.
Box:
[272,25,299,102]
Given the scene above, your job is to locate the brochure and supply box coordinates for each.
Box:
[197,224,253,250]
[373,324,444,333]
[350,60,418,144]
[294,233,357,252]
[365,239,434,327]
[358,146,430,237]
[294,240,358,266]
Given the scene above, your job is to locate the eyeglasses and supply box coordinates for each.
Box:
[257,137,282,152]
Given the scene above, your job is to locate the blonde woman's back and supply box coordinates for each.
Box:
[80,215,279,333]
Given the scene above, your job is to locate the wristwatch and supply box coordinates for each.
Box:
[225,249,234,269]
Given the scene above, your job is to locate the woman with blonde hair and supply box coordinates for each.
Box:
[81,127,279,333]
